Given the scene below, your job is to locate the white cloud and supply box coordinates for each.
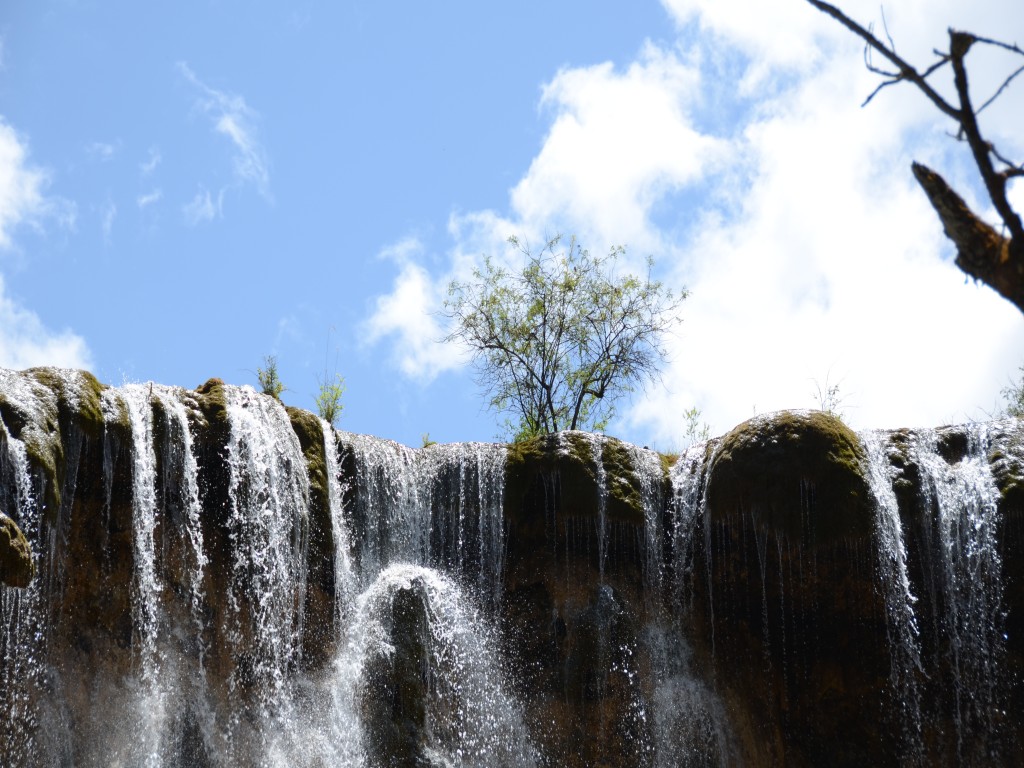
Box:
[0,118,48,251]
[367,0,1024,442]
[0,275,92,370]
[86,141,118,161]
[136,188,162,209]
[101,199,116,241]
[627,0,1024,445]
[507,44,726,254]
[361,238,467,380]
[365,45,726,381]
[0,118,90,370]
[178,62,271,199]
[140,147,161,175]
[182,187,222,226]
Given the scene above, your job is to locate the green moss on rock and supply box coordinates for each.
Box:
[600,437,645,525]
[505,431,664,527]
[990,420,1024,512]
[286,406,328,510]
[192,378,229,431]
[0,511,34,588]
[706,410,871,543]
[28,367,114,437]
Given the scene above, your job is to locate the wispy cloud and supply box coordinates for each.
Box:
[0,274,93,369]
[177,62,271,199]
[361,237,467,380]
[101,199,116,242]
[183,186,223,226]
[86,140,118,161]
[0,117,77,252]
[136,188,163,209]
[140,146,161,175]
[0,118,90,368]
[0,118,48,251]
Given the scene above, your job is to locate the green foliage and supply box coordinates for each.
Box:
[812,373,845,421]
[257,355,285,400]
[421,432,437,448]
[314,328,345,427]
[682,406,711,446]
[315,373,345,427]
[1002,365,1024,418]
[444,233,684,438]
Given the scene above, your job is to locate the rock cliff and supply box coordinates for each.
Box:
[0,367,1021,766]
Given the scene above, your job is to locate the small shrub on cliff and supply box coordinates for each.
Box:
[1003,365,1024,418]
[683,406,711,446]
[257,355,285,400]
[316,373,345,427]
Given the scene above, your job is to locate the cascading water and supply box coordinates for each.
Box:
[338,433,507,603]
[862,429,925,764]
[912,423,1010,763]
[338,564,537,767]
[322,419,356,629]
[586,435,610,579]
[0,370,51,765]
[120,383,169,766]
[4,368,1021,767]
[653,441,736,766]
[218,385,311,762]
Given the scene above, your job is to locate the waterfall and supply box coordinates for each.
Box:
[322,420,356,629]
[862,429,925,764]
[913,424,1009,763]
[219,385,311,761]
[120,383,170,765]
[0,371,48,765]
[668,443,712,615]
[586,435,610,578]
[338,432,508,602]
[338,564,537,767]
[5,368,1020,766]
[653,441,736,766]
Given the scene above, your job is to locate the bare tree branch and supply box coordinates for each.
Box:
[807,0,959,118]
[809,1,1024,314]
[912,162,1024,310]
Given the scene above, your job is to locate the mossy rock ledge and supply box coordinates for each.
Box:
[0,511,34,588]
[706,409,872,544]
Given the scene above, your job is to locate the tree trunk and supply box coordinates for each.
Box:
[912,162,1024,313]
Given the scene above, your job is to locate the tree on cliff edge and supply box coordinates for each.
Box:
[808,1,1024,314]
[443,234,683,440]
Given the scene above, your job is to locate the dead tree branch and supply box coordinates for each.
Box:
[808,0,1024,313]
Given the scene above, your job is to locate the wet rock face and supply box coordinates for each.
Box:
[3,370,1024,767]
[360,578,431,768]
[0,511,33,587]
[697,411,894,766]
[706,410,872,542]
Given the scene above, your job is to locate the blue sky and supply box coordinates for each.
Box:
[1,0,1022,448]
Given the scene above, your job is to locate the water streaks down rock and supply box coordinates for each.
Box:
[0,367,1022,766]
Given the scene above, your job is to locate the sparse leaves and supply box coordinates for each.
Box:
[812,373,845,420]
[1002,365,1024,419]
[315,328,345,427]
[315,373,345,427]
[444,234,684,439]
[257,355,285,400]
[682,406,711,446]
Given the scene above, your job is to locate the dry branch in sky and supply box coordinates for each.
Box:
[808,0,1024,313]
